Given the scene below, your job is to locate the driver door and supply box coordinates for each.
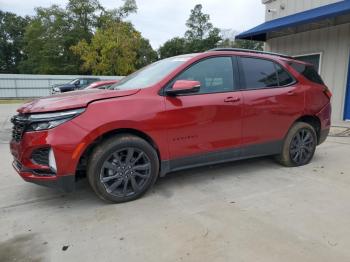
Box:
[163,56,243,165]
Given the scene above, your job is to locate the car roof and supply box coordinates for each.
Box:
[198,48,312,66]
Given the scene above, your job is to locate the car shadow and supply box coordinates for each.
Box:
[19,156,285,207]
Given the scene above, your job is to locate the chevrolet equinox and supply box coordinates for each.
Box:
[10,48,332,203]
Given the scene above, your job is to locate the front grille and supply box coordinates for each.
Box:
[32,169,55,176]
[31,148,50,166]
[14,160,22,171]
[11,115,28,142]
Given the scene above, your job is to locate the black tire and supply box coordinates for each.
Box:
[276,122,317,167]
[87,134,159,203]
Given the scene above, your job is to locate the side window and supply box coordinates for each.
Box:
[171,57,234,94]
[290,62,324,85]
[275,63,295,86]
[240,57,278,89]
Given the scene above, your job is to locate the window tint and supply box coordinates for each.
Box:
[290,62,324,85]
[240,57,278,89]
[275,64,295,86]
[171,57,234,94]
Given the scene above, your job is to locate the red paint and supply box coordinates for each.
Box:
[10,50,332,186]
[172,80,200,90]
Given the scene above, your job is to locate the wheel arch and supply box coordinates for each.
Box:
[293,115,321,143]
[75,128,162,176]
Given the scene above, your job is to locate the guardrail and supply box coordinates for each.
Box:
[0,74,123,98]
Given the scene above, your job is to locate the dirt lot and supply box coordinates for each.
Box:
[1,103,350,262]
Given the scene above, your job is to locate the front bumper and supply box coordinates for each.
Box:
[51,89,61,95]
[12,160,75,192]
[9,116,90,192]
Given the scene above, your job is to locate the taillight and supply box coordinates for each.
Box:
[323,86,332,99]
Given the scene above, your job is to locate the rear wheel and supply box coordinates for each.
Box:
[87,135,159,203]
[276,122,317,167]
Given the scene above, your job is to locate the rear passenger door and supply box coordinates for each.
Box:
[238,56,304,150]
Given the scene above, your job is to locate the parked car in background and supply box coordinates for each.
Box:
[84,80,119,90]
[51,78,100,94]
[10,48,331,203]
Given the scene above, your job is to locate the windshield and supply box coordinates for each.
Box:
[111,54,197,90]
[68,79,79,85]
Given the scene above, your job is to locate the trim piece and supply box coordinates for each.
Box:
[209,48,293,59]
[24,175,75,193]
[160,140,283,176]
[318,128,329,145]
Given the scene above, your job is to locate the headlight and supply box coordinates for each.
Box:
[52,88,61,94]
[27,108,85,131]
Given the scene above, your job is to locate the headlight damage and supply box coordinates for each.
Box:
[27,108,85,131]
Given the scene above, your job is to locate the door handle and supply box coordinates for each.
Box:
[287,90,295,96]
[224,96,241,103]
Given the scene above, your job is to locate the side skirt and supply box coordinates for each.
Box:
[160,140,283,177]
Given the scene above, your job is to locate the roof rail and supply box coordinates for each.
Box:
[208,48,293,59]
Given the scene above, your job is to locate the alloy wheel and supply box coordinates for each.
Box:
[289,128,315,165]
[99,147,152,197]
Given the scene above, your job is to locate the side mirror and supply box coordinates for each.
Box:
[166,80,200,96]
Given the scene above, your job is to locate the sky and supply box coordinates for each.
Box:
[0,0,265,48]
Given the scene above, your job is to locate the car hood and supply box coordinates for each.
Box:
[17,88,140,114]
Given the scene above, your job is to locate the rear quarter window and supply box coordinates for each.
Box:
[290,62,324,85]
[239,57,295,89]
[239,57,279,89]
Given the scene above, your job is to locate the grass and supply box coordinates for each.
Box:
[0,99,30,104]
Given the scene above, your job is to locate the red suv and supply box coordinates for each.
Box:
[10,49,332,203]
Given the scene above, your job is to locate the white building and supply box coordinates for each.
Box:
[236,0,350,125]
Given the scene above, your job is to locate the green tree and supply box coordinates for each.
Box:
[0,11,30,73]
[218,38,263,51]
[20,0,102,74]
[67,0,102,41]
[158,37,187,59]
[72,0,157,75]
[217,29,263,51]
[71,21,142,75]
[135,38,158,69]
[158,4,222,58]
[234,39,263,51]
[19,5,75,74]
[184,4,221,52]
[98,0,137,27]
[19,0,153,75]
[185,4,213,40]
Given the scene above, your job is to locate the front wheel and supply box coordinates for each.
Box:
[276,122,317,167]
[87,135,159,203]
